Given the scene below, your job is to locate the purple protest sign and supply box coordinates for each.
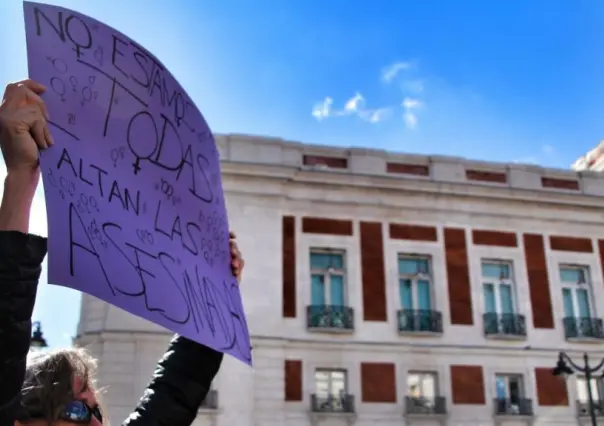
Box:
[23,2,252,365]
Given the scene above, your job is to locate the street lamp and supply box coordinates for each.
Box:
[30,321,48,350]
[552,351,604,426]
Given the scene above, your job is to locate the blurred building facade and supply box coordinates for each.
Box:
[572,139,604,171]
[76,134,604,426]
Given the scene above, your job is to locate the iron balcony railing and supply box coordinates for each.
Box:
[405,396,447,415]
[483,313,527,337]
[307,305,354,331]
[563,317,604,340]
[199,390,218,410]
[310,394,355,413]
[397,309,443,333]
[576,400,604,417]
[493,398,533,416]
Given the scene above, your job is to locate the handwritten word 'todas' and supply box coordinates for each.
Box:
[104,100,214,205]
[67,203,251,363]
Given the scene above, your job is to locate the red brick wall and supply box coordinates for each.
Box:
[466,169,507,183]
[303,155,348,169]
[301,217,353,236]
[282,216,296,318]
[450,365,485,404]
[549,235,593,253]
[444,228,473,325]
[389,224,438,242]
[472,229,518,247]
[284,360,303,401]
[523,234,554,329]
[361,362,397,403]
[535,367,569,406]
[386,163,430,176]
[360,222,387,321]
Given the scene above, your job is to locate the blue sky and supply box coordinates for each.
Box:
[1,0,603,348]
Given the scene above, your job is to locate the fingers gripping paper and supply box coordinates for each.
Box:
[23,2,252,365]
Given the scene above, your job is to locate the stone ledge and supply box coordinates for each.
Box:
[216,133,602,198]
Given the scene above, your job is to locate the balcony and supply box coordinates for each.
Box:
[397,309,443,335]
[198,390,218,411]
[405,396,447,416]
[307,305,354,332]
[493,398,534,417]
[577,400,604,417]
[309,394,356,426]
[563,317,604,341]
[311,394,355,413]
[483,313,526,339]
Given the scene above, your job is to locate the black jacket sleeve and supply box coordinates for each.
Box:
[0,231,48,426]
[122,336,223,426]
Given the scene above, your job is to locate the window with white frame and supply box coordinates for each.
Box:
[495,374,524,402]
[310,250,346,307]
[482,260,516,314]
[399,256,433,311]
[576,376,603,402]
[407,372,437,400]
[560,265,593,319]
[315,369,347,408]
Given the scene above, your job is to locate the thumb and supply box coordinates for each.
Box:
[20,79,47,94]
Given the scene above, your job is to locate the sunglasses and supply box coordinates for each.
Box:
[21,400,103,424]
[59,400,103,424]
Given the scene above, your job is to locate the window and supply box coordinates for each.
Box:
[482,260,515,314]
[560,265,592,319]
[310,250,346,306]
[399,256,432,311]
[576,376,602,402]
[495,374,523,402]
[407,372,437,399]
[315,369,347,410]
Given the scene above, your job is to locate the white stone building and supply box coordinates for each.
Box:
[572,139,604,171]
[76,134,604,426]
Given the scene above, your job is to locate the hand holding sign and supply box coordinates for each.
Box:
[0,80,54,169]
[23,2,252,365]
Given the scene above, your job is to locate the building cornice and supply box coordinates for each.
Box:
[217,134,604,208]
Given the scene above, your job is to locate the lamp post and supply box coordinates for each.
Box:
[552,351,604,426]
[30,321,48,350]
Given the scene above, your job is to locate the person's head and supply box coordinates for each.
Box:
[15,347,104,426]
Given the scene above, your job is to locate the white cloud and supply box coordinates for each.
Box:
[312,92,391,124]
[401,97,423,129]
[359,108,392,123]
[382,61,413,83]
[344,92,364,113]
[312,97,333,121]
[402,97,423,110]
[312,61,426,128]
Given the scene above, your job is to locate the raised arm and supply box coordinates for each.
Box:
[121,336,223,426]
[0,80,51,426]
[122,232,245,426]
